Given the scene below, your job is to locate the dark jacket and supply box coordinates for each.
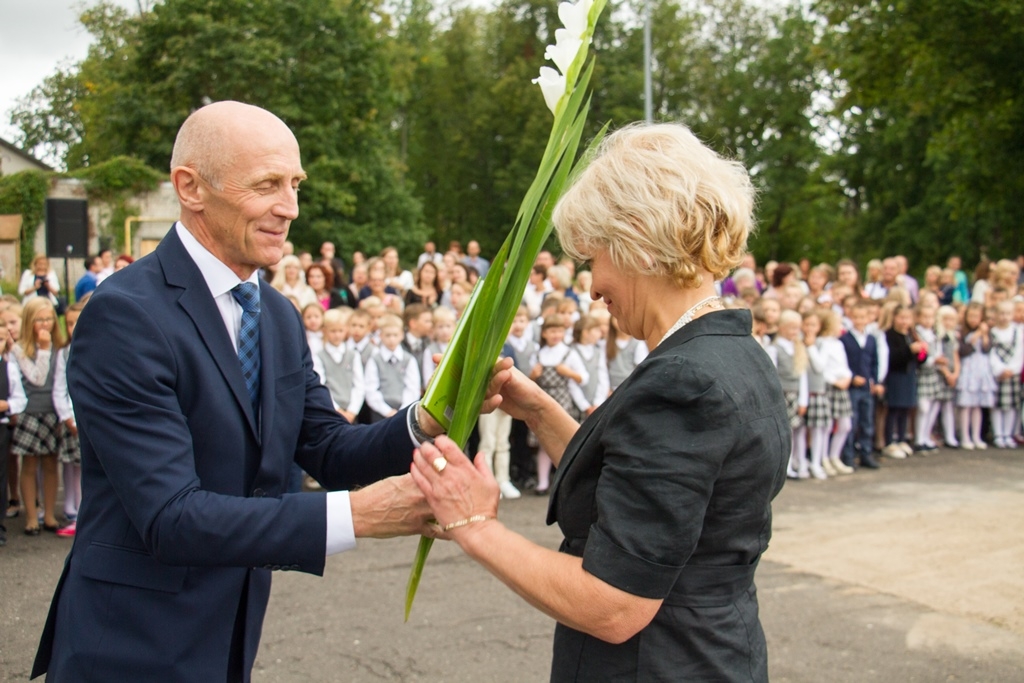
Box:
[548,309,789,682]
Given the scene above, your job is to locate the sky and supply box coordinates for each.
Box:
[0,0,139,148]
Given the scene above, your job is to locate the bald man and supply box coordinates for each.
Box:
[32,102,446,682]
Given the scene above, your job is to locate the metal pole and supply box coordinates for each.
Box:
[644,0,653,122]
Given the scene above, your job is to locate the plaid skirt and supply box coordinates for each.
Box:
[783,391,804,429]
[806,392,832,428]
[57,421,81,465]
[11,412,59,458]
[827,385,853,420]
[935,371,957,403]
[995,376,1022,410]
[917,367,943,401]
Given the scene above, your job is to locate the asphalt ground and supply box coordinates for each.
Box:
[2,445,1022,681]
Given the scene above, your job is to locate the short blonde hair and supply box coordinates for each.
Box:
[377,314,403,332]
[553,122,755,289]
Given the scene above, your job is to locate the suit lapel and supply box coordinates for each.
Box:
[157,228,260,439]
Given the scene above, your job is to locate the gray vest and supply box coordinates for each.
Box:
[773,342,801,393]
[608,339,639,390]
[807,341,826,394]
[318,347,357,408]
[357,341,375,366]
[574,344,603,404]
[509,338,537,374]
[24,350,57,414]
[374,352,413,410]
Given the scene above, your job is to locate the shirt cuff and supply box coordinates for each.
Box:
[406,401,433,447]
[325,491,357,556]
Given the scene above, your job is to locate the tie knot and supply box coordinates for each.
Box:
[232,283,260,313]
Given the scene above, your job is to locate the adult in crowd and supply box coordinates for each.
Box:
[358,257,400,302]
[835,258,863,296]
[405,261,442,308]
[74,255,103,302]
[948,255,971,303]
[381,246,414,293]
[720,252,761,297]
[522,264,550,319]
[417,241,444,269]
[114,254,135,272]
[546,264,579,304]
[971,259,993,304]
[413,123,789,681]
[307,263,347,310]
[96,248,115,283]
[319,241,347,289]
[894,255,919,303]
[462,239,490,278]
[865,257,898,299]
[18,255,60,306]
[348,262,368,302]
[32,101,446,681]
[270,254,317,309]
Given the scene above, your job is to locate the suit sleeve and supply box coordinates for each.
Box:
[70,291,329,574]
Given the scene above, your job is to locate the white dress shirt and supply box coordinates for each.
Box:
[176,224,357,556]
[3,358,28,422]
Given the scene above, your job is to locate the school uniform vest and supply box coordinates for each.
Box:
[508,338,537,374]
[374,353,412,409]
[574,344,603,405]
[24,351,57,414]
[356,342,375,366]
[773,343,801,393]
[318,347,358,409]
[807,341,826,394]
[840,332,878,383]
[608,339,639,389]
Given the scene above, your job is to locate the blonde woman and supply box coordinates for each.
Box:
[412,123,789,681]
[270,255,317,309]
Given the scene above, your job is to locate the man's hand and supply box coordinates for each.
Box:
[349,473,433,539]
[852,376,867,387]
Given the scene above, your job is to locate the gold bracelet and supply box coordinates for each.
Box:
[442,515,495,532]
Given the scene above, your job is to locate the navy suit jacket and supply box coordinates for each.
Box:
[33,227,415,681]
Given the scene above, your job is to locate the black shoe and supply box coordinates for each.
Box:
[24,526,40,536]
[860,455,880,469]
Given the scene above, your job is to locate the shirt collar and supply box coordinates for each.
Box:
[175,222,259,298]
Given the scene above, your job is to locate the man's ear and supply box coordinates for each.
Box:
[171,167,204,212]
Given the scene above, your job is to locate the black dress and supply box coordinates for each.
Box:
[547,309,789,682]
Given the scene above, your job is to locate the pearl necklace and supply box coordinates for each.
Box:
[658,295,723,346]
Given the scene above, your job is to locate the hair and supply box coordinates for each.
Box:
[349,308,372,324]
[556,298,578,313]
[271,255,304,290]
[301,302,323,317]
[553,123,754,289]
[936,305,959,338]
[323,308,348,328]
[547,265,573,291]
[914,303,936,328]
[532,264,548,278]
[432,306,456,324]
[359,296,382,310]
[66,300,88,315]
[415,261,443,298]
[116,253,134,265]
[377,313,404,333]
[777,309,808,374]
[815,308,841,337]
[32,254,49,270]
[866,258,883,280]
[973,258,991,282]
[572,315,601,344]
[771,263,794,288]
[305,263,334,292]
[19,297,65,359]
[540,314,566,344]
[540,294,564,316]
[402,303,426,326]
[380,246,400,275]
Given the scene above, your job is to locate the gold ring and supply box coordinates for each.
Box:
[432,456,448,473]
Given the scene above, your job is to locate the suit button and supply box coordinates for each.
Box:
[252,488,265,497]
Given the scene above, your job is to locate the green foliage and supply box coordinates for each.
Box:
[0,171,51,270]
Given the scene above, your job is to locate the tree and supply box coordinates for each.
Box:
[9,0,426,261]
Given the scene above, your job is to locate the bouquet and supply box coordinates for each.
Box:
[404,0,609,620]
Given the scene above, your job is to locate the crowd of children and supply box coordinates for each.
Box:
[3,247,1023,545]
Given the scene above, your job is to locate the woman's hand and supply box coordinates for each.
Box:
[410,436,499,543]
[487,359,547,422]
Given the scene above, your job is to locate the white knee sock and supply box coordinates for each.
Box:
[915,398,933,446]
[971,408,984,444]
[791,427,808,473]
[829,418,852,461]
[992,410,1005,443]
[941,402,958,445]
[810,426,829,469]
[536,449,552,490]
[998,408,1017,441]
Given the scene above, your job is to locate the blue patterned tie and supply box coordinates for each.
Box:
[231,283,261,416]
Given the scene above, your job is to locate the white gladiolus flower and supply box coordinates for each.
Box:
[545,29,584,74]
[532,66,566,114]
[558,0,589,39]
